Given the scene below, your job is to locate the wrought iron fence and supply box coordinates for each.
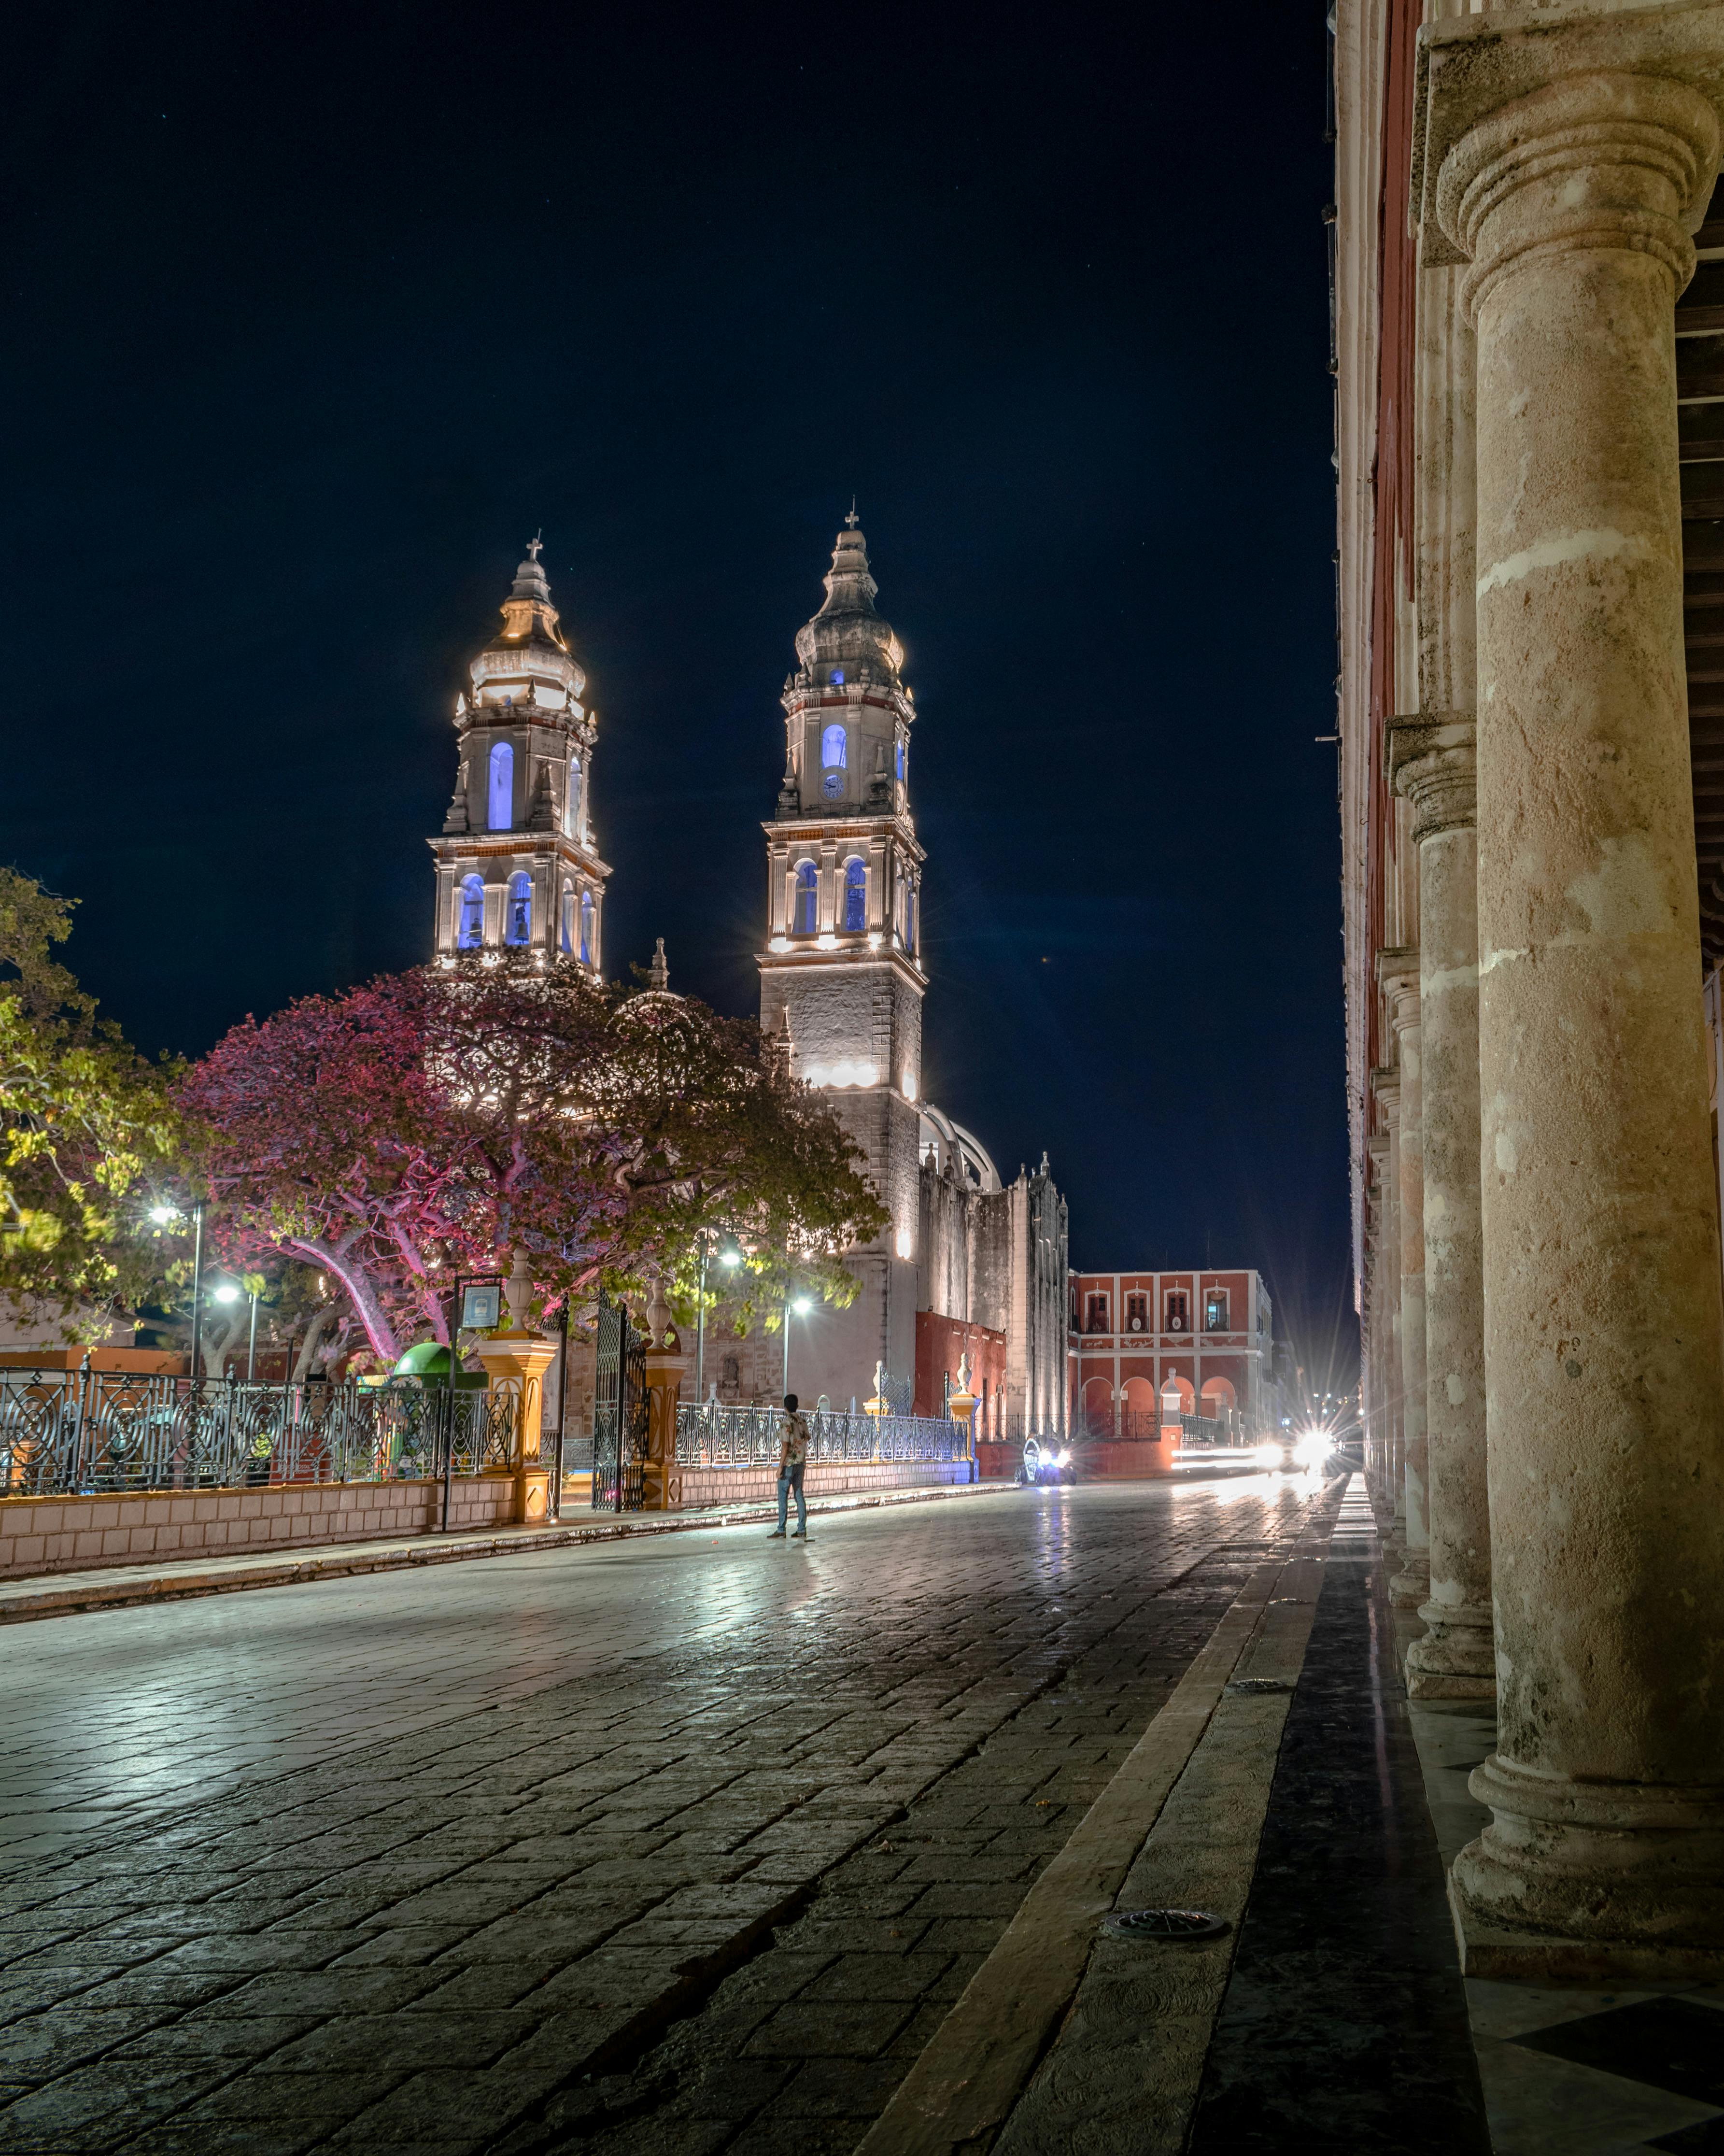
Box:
[591,1293,649,1513]
[673,1402,968,1468]
[0,1368,516,1498]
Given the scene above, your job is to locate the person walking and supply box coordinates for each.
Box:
[767,1392,810,1538]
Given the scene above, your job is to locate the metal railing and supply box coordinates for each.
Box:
[0,1368,517,1498]
[674,1403,968,1468]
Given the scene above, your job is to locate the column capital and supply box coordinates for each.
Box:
[1376,945,1422,1035]
[1416,2,1724,288]
[1389,714,1477,840]
[1371,1064,1402,1127]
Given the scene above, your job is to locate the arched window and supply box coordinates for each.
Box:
[560,881,574,955]
[488,740,514,831]
[821,723,847,770]
[579,890,594,965]
[905,880,918,953]
[565,752,582,837]
[505,871,532,946]
[457,874,485,950]
[794,861,819,936]
[896,738,906,783]
[843,857,867,933]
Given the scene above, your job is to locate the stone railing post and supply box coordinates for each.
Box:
[469,1332,558,1526]
[1392,719,1494,1699]
[1423,11,1724,1958]
[640,1339,691,1511]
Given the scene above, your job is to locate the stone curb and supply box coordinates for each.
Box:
[856,1480,1348,2156]
[0,1478,1014,1625]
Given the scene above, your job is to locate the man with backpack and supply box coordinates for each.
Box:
[767,1392,811,1538]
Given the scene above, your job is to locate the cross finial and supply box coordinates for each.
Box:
[526,531,543,562]
[844,499,860,529]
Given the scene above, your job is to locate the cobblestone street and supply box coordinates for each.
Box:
[0,1478,1316,2153]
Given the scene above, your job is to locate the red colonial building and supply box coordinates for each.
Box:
[1067,1268,1275,1472]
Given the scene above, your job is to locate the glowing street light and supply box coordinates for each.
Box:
[782,1292,813,1394]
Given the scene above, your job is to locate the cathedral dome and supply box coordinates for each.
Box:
[793,516,906,691]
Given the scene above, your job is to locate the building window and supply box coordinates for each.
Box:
[905,880,918,953]
[830,668,845,687]
[505,871,532,946]
[896,739,906,783]
[1165,1292,1190,1334]
[560,881,574,955]
[1125,1293,1148,1333]
[565,753,582,837]
[457,874,484,949]
[1205,1288,1229,1331]
[843,856,867,932]
[579,890,594,965]
[794,861,819,935]
[1086,1292,1109,1334]
[822,723,847,769]
[488,740,514,831]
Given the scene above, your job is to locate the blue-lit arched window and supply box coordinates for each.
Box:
[579,891,594,965]
[896,739,906,783]
[457,874,484,949]
[821,724,847,770]
[488,740,514,831]
[843,857,867,933]
[506,871,532,946]
[794,861,819,935]
[560,882,574,954]
[566,753,582,837]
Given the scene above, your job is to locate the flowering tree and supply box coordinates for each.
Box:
[178,965,885,1364]
[0,869,180,1333]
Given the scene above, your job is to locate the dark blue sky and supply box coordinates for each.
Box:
[1,1,1355,1384]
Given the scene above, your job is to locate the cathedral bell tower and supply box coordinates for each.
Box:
[758,514,925,1405]
[428,539,612,973]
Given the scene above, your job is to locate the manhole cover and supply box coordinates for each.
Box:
[1226,1678,1292,1695]
[1103,1907,1229,1942]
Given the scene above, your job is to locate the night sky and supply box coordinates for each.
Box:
[1,2,1354,1386]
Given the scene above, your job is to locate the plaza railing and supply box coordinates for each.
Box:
[673,1403,968,1468]
[0,1368,517,1498]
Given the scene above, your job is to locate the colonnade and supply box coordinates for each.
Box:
[1360,3,1724,1966]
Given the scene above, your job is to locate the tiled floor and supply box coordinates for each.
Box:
[1403,1645,1724,2153]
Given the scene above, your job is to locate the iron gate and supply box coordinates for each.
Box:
[591,1291,649,1512]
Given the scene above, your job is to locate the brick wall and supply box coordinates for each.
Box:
[0,1477,520,1579]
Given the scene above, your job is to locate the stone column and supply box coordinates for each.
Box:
[1371,1067,1404,1544]
[1380,951,1429,1607]
[469,1331,558,1525]
[1365,1133,1393,1518]
[1393,722,1494,1698]
[1428,43,1724,1953]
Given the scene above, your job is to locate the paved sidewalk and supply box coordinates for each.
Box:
[0,1479,1008,1626]
[0,1477,1319,2154]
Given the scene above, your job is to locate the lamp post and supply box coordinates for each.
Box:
[151,1198,207,1378]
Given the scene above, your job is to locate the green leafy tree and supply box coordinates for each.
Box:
[0,870,181,1334]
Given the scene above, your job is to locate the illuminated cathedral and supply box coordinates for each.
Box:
[430,525,1069,1441]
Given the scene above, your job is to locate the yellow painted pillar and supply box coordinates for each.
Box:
[469,1331,559,1525]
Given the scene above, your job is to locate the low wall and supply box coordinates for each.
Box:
[0,1477,519,1579]
[665,1459,974,1510]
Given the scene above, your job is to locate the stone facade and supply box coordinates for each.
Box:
[1337,0,1724,1969]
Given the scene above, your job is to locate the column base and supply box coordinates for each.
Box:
[514,1465,552,1525]
[1389,1552,1430,1608]
[1450,1754,1724,1957]
[1405,1600,1496,1699]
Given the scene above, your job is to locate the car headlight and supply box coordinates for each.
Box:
[1294,1430,1330,1470]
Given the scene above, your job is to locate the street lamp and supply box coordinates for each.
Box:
[212,1281,261,1382]
[694,1236,745,1410]
[783,1292,812,1395]
[150,1198,209,1378]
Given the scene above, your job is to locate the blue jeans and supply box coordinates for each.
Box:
[777,1462,806,1532]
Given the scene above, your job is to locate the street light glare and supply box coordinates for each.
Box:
[720,1249,742,1269]
[792,1296,812,1315]
[148,1205,177,1226]
[212,1284,240,1304]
